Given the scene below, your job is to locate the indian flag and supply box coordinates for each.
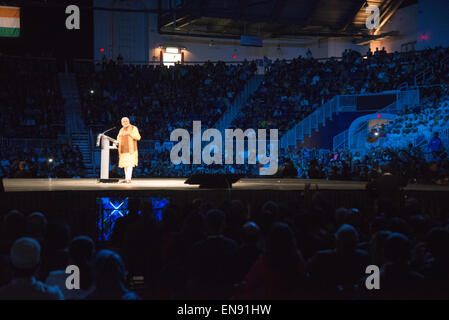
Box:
[0,6,20,38]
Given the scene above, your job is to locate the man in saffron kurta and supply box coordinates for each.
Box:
[117,117,141,183]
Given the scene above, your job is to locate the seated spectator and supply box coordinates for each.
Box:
[25,212,47,245]
[293,209,333,260]
[419,228,449,299]
[307,224,370,299]
[369,230,392,266]
[222,199,250,243]
[0,210,25,255]
[0,254,14,287]
[235,222,308,299]
[360,232,427,299]
[45,235,95,300]
[0,237,63,300]
[39,221,71,281]
[235,222,262,280]
[110,198,141,249]
[183,209,239,299]
[122,200,161,289]
[85,249,140,300]
[366,164,407,216]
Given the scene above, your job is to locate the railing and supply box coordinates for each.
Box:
[397,89,420,108]
[398,82,409,91]
[414,66,434,86]
[283,89,420,151]
[280,95,340,149]
[413,134,427,148]
[332,130,349,151]
[348,121,369,150]
[338,95,357,111]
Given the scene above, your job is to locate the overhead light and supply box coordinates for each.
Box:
[166,47,179,54]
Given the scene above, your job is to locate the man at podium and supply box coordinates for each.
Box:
[117,117,141,183]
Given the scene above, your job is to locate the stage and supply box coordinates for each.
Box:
[2,178,449,240]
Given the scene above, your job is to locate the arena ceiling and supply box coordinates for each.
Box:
[159,0,415,40]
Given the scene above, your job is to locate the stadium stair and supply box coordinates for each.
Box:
[215,74,264,133]
[59,73,95,176]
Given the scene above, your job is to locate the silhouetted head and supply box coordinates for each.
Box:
[383,232,411,264]
[231,199,249,223]
[262,201,279,216]
[370,230,392,265]
[389,217,410,236]
[10,237,41,278]
[242,221,260,244]
[70,235,95,290]
[69,235,95,264]
[370,216,388,235]
[25,212,47,241]
[3,210,25,241]
[335,207,350,228]
[94,249,127,292]
[426,227,449,262]
[45,221,71,251]
[204,209,226,236]
[266,222,298,262]
[335,224,359,253]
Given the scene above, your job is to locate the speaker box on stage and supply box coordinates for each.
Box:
[184,174,241,189]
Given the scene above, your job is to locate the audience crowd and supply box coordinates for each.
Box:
[1,189,449,300]
[1,47,449,301]
[0,143,85,178]
[76,59,256,140]
[0,56,65,139]
[287,144,449,185]
[233,46,449,135]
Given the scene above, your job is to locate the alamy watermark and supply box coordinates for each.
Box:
[365,265,380,290]
[65,265,80,290]
[65,5,80,30]
[365,5,380,30]
[169,121,279,175]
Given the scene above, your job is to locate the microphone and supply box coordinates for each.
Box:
[96,127,116,147]
[102,127,116,135]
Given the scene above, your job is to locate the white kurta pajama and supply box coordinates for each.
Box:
[117,125,141,170]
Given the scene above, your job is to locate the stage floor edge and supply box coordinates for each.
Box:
[2,178,449,192]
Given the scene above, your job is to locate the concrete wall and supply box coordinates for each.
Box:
[416,0,449,50]
[94,0,149,63]
[369,3,418,53]
[369,1,449,53]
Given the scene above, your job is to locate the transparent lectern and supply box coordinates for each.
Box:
[96,128,119,183]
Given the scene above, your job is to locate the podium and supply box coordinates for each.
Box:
[96,133,119,183]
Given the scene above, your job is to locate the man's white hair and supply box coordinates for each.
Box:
[121,117,130,122]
